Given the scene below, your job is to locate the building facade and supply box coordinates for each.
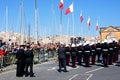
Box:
[100,26,120,41]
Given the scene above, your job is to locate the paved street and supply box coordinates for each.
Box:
[0,60,120,80]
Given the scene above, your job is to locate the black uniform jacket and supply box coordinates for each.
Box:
[58,47,66,59]
[24,50,34,64]
[16,49,25,63]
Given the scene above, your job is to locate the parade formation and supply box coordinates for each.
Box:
[0,0,120,80]
[57,39,120,71]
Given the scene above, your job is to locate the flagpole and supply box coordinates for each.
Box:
[66,15,70,44]
[60,10,62,42]
[72,9,74,37]
[6,4,8,41]
[81,10,83,38]
[35,0,38,44]
[67,15,69,36]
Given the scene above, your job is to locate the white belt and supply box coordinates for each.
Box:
[66,52,70,53]
[109,48,113,50]
[78,51,82,52]
[92,50,95,51]
[96,48,101,50]
[85,51,90,52]
[103,49,108,51]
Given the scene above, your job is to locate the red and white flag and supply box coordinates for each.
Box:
[87,17,90,27]
[80,11,83,23]
[59,0,64,10]
[65,3,73,15]
[96,21,98,31]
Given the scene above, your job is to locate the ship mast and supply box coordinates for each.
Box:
[35,0,38,44]
[6,4,8,41]
[20,1,24,44]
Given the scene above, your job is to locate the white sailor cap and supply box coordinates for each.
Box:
[66,44,69,47]
[71,44,75,47]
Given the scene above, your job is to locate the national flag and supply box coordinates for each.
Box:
[65,3,73,15]
[80,11,83,23]
[96,21,98,31]
[87,17,90,27]
[59,0,64,10]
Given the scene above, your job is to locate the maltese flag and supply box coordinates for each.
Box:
[96,21,99,31]
[59,0,64,10]
[87,17,91,27]
[80,11,83,23]
[65,3,73,15]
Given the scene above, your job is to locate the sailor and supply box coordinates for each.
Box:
[71,44,77,68]
[65,44,71,66]
[96,41,102,62]
[83,41,91,67]
[108,40,114,65]
[76,43,83,65]
[113,41,118,63]
[16,45,25,77]
[91,42,96,65]
[24,45,35,77]
[102,40,109,67]
[57,43,68,72]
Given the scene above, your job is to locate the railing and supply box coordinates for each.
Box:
[0,49,57,71]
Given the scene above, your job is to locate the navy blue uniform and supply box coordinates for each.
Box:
[16,48,25,77]
[24,48,34,77]
[58,46,68,72]
[96,43,102,62]
[113,42,119,62]
[109,42,114,65]
[77,45,83,65]
[102,42,109,67]
[71,47,77,68]
[91,44,96,65]
[83,44,91,67]
[65,46,71,66]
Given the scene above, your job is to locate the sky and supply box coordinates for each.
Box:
[0,0,120,38]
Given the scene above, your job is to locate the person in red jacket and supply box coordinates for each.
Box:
[0,48,5,58]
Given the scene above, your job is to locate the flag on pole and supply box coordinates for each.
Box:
[96,21,98,31]
[87,17,90,27]
[80,11,83,23]
[65,3,73,15]
[59,0,64,10]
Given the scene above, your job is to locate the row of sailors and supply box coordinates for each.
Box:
[63,41,120,68]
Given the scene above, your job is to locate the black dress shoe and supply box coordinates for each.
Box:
[25,74,29,77]
[57,69,61,72]
[30,75,35,77]
[63,70,68,72]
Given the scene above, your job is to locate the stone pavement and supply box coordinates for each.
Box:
[0,57,56,73]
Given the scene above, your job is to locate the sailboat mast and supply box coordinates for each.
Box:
[20,1,24,44]
[6,5,8,40]
[28,24,30,42]
[52,0,55,42]
[35,0,38,43]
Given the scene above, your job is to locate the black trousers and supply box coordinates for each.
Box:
[84,52,90,67]
[66,54,70,66]
[77,54,82,65]
[16,61,25,77]
[25,62,34,76]
[58,58,67,71]
[109,51,114,65]
[96,50,101,62]
[103,52,109,66]
[91,51,96,64]
[71,56,76,67]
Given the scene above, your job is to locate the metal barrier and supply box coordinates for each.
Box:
[0,49,58,70]
[33,49,57,64]
[0,53,16,69]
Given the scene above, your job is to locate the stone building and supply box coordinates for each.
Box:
[100,26,120,41]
